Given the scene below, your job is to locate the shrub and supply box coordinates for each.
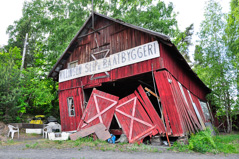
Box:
[188,128,215,153]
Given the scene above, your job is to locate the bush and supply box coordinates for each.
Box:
[188,128,216,153]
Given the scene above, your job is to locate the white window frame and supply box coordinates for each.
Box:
[67,97,75,117]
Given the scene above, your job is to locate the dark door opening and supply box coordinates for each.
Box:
[83,72,162,118]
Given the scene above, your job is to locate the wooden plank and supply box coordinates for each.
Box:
[187,90,206,130]
[171,77,195,134]
[182,86,202,131]
[154,70,184,136]
[135,85,165,134]
[70,123,111,141]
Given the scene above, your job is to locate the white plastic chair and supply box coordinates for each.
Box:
[43,125,52,139]
[52,123,61,132]
[7,125,19,139]
[47,122,61,132]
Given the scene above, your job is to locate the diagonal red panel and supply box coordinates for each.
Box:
[170,76,195,134]
[115,93,157,143]
[154,70,184,136]
[191,93,206,123]
[182,87,202,130]
[135,85,165,134]
[77,89,119,131]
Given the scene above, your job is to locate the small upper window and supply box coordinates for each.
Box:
[68,60,78,69]
[67,97,75,116]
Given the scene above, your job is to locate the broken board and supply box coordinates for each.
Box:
[70,123,111,141]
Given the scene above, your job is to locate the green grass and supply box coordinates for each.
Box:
[18,136,164,153]
[25,142,39,149]
[170,128,239,154]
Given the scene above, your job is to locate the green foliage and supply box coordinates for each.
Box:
[0,47,22,122]
[188,128,216,153]
[171,129,239,154]
[193,0,235,132]
[226,0,239,110]
[0,46,58,122]
[0,0,194,122]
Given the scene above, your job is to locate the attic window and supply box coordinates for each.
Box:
[67,97,75,117]
[68,60,78,69]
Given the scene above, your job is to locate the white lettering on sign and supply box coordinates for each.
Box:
[59,41,160,82]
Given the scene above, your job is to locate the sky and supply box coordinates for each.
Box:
[0,0,230,57]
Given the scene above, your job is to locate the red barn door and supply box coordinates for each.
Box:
[77,89,119,131]
[115,93,157,143]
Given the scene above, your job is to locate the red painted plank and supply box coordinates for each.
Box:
[191,93,206,123]
[183,87,202,130]
[154,70,184,136]
[135,85,165,134]
[170,76,195,134]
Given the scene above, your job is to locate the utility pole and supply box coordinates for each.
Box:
[92,0,94,29]
[20,33,28,72]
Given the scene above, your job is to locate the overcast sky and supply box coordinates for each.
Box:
[0,0,230,56]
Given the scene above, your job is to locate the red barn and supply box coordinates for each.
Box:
[48,13,212,139]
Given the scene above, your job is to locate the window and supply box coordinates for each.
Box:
[68,60,78,69]
[199,100,211,121]
[67,97,75,116]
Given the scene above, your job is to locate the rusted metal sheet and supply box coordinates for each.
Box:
[77,89,119,131]
[115,93,157,143]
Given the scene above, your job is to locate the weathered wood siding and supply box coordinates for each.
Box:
[159,43,208,100]
[59,88,84,131]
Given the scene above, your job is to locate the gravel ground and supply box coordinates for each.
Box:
[1,143,239,159]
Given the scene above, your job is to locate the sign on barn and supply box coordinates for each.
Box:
[59,41,160,82]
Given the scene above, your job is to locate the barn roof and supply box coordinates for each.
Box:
[48,12,210,92]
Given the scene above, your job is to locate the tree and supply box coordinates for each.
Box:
[2,0,194,121]
[0,47,22,122]
[5,0,193,66]
[226,0,239,105]
[194,0,235,132]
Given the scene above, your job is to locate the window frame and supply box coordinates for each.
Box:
[67,97,75,117]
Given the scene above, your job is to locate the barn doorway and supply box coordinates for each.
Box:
[83,71,163,118]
